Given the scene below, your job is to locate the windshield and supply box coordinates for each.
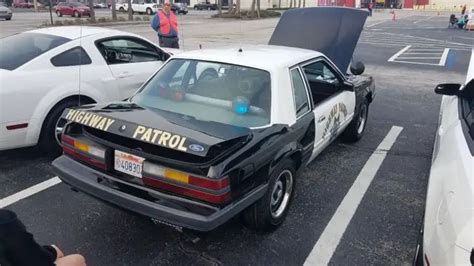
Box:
[0,33,71,70]
[132,59,271,128]
[71,2,86,6]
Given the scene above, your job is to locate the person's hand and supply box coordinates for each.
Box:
[51,245,64,259]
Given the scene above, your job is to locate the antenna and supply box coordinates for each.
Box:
[180,17,185,50]
[78,25,83,106]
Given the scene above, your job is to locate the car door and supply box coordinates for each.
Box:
[95,36,167,100]
[64,4,73,15]
[301,59,355,159]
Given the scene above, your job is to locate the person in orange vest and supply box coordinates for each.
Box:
[151,1,179,48]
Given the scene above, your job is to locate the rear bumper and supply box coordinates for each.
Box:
[53,155,267,231]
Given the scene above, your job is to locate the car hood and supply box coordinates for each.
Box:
[61,102,252,158]
[269,7,368,73]
[0,6,11,11]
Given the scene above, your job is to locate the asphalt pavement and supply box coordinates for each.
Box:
[1,10,473,265]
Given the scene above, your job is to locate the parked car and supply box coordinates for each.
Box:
[0,26,176,152]
[54,2,91,17]
[414,64,474,265]
[52,8,375,232]
[0,3,12,20]
[172,2,187,14]
[114,1,127,11]
[12,1,33,8]
[193,1,216,10]
[120,0,158,15]
[93,2,107,8]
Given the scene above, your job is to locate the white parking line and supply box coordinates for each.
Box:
[304,126,403,266]
[0,177,62,208]
[388,45,411,62]
[439,48,450,66]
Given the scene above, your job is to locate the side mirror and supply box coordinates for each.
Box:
[434,83,461,96]
[350,61,365,75]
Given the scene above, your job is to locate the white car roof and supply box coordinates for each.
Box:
[172,45,324,71]
[27,26,122,40]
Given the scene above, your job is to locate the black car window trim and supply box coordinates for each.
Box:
[299,58,345,107]
[94,36,164,65]
[289,66,312,120]
[50,46,92,67]
[458,96,474,155]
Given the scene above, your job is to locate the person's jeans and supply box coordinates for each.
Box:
[159,36,179,48]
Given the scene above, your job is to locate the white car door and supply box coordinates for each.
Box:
[301,59,355,159]
[95,36,166,100]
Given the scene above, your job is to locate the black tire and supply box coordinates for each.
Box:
[194,6,197,10]
[74,11,80,17]
[413,223,424,266]
[243,159,296,232]
[38,100,79,154]
[146,7,152,15]
[341,98,369,143]
[6,17,11,20]
[56,10,62,17]
[119,6,124,11]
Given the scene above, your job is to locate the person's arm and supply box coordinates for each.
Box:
[151,14,160,32]
[0,209,57,266]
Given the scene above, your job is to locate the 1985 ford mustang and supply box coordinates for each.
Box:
[53,7,375,231]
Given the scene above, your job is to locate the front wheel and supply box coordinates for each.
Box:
[146,7,152,15]
[243,159,296,231]
[119,6,124,11]
[341,98,369,142]
[74,11,80,17]
[56,10,62,17]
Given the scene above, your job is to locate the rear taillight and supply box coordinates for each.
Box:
[142,162,230,204]
[62,135,107,170]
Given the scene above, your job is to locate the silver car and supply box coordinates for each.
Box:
[0,3,12,20]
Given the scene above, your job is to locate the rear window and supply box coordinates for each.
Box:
[132,59,271,128]
[0,33,71,70]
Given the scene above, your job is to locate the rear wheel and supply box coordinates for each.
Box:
[119,6,124,11]
[341,98,369,142]
[56,10,62,17]
[39,100,79,154]
[6,17,11,20]
[243,159,296,231]
[207,6,211,10]
[146,7,152,15]
[74,10,80,17]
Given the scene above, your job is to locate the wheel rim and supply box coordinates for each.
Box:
[55,118,67,145]
[357,104,367,135]
[270,169,293,218]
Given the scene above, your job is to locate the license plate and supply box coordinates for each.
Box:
[114,150,145,178]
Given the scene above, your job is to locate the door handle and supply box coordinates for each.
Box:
[318,116,326,123]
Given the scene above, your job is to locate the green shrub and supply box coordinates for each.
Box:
[135,16,142,21]
[118,16,126,21]
[54,20,64,26]
[98,17,107,23]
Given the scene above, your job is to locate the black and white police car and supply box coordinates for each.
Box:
[53,8,376,231]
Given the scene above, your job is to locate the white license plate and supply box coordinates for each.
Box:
[114,150,145,178]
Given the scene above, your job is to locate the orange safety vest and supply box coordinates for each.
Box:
[158,10,178,36]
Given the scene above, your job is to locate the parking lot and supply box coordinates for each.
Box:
[1,9,473,265]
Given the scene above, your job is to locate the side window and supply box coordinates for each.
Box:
[302,61,341,105]
[96,37,163,65]
[290,68,310,117]
[50,47,92,67]
[461,81,474,140]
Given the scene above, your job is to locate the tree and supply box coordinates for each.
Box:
[297,0,300,8]
[88,0,96,22]
[256,0,260,18]
[127,0,133,21]
[278,0,281,8]
[289,0,292,8]
[236,0,240,15]
[217,0,222,15]
[250,0,255,14]
[303,0,305,7]
[111,0,117,20]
